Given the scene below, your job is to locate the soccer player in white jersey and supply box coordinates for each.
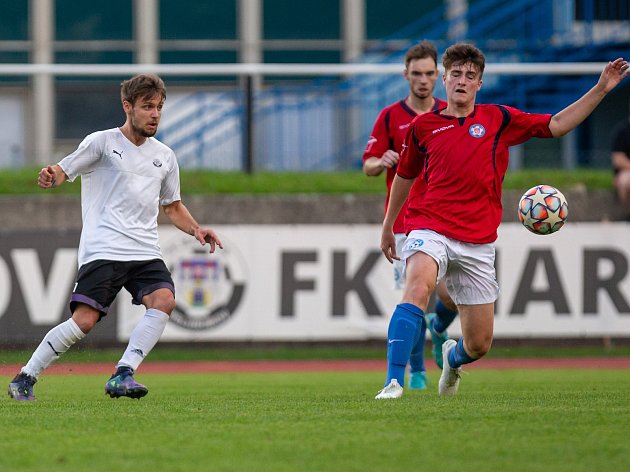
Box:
[8,74,223,401]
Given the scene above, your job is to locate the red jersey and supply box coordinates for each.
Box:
[398,104,553,243]
[363,97,446,234]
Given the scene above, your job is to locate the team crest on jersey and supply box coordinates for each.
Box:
[152,159,163,167]
[469,124,486,138]
[163,235,246,331]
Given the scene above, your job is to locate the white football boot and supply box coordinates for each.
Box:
[375,379,403,399]
[438,339,462,396]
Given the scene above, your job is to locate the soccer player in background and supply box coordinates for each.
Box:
[376,42,629,399]
[611,98,630,221]
[8,74,223,401]
[364,41,459,394]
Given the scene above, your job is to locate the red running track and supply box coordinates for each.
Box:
[1,357,630,376]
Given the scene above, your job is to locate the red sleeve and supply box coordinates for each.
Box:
[396,117,424,179]
[362,108,391,162]
[501,105,553,146]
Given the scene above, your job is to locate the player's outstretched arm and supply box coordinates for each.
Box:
[549,58,629,137]
[37,165,67,189]
[162,201,224,253]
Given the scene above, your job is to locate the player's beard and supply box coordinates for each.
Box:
[412,87,431,100]
[131,119,158,138]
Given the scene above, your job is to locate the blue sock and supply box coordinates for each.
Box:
[432,299,458,333]
[447,337,476,369]
[386,303,424,387]
[409,314,427,373]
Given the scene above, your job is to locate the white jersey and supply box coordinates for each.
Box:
[58,128,181,267]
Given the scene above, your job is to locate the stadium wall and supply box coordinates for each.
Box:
[1,189,627,230]
[0,191,629,346]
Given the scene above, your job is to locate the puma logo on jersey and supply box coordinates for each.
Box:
[112,149,123,158]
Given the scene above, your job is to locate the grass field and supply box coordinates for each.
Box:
[0,168,614,194]
[2,368,629,472]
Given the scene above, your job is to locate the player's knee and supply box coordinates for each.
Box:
[71,308,100,334]
[153,297,176,315]
[154,294,176,315]
[402,282,433,310]
[165,298,176,314]
[465,336,492,359]
[143,288,176,314]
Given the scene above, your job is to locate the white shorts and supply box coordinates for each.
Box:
[392,233,407,290]
[401,229,500,305]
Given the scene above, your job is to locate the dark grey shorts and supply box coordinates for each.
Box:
[70,258,175,317]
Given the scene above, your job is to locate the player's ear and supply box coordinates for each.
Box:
[477,79,483,91]
[122,99,132,113]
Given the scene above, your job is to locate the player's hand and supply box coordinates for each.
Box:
[37,165,57,189]
[380,150,400,169]
[194,228,224,253]
[599,58,629,93]
[380,229,399,263]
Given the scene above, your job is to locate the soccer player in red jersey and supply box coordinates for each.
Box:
[375,42,629,399]
[365,41,458,394]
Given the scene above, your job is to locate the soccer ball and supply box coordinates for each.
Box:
[517,184,568,235]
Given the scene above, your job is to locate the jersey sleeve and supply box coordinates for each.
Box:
[396,117,424,179]
[57,132,104,182]
[160,150,181,205]
[362,108,391,161]
[501,105,553,146]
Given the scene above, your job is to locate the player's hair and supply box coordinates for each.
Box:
[120,74,166,105]
[442,42,485,78]
[404,40,438,68]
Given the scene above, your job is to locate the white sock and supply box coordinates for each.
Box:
[22,318,86,378]
[117,308,169,371]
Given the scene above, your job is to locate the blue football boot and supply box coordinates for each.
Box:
[408,371,428,390]
[8,372,37,401]
[105,366,148,399]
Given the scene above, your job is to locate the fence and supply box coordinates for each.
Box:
[0,60,626,170]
